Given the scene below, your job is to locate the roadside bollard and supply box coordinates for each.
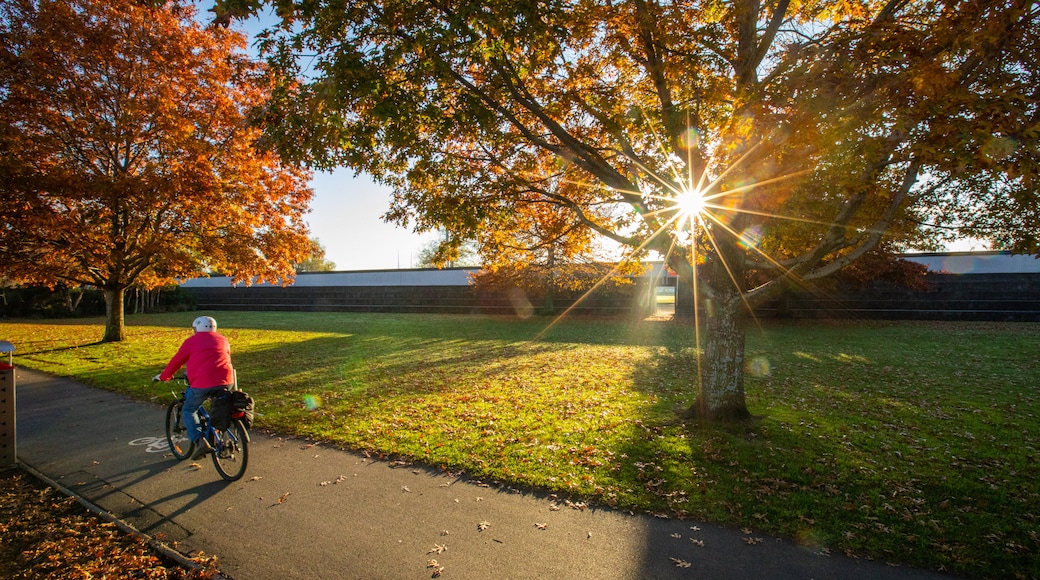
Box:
[0,340,15,466]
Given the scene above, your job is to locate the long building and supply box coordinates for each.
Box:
[180,252,1040,321]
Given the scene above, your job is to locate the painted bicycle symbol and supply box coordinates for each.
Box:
[128,436,179,453]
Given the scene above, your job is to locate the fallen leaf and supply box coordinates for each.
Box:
[402,486,412,493]
[478,521,490,531]
[535,523,547,530]
[277,492,290,504]
[690,539,704,547]
[670,533,682,539]
[671,558,692,568]
[427,544,447,554]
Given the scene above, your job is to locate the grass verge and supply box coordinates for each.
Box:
[2,312,1038,578]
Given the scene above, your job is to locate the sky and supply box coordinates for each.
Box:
[307,169,440,271]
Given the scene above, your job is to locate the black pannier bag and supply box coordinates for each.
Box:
[230,390,254,429]
[209,391,232,430]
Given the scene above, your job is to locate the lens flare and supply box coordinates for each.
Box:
[738,225,763,250]
[680,127,700,149]
[303,395,323,411]
[747,356,771,378]
[507,287,534,319]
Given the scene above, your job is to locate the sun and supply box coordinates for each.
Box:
[673,186,707,230]
[677,188,706,217]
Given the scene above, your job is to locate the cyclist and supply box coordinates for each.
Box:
[154,316,235,460]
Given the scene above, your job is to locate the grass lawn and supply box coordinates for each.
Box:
[2,312,1038,578]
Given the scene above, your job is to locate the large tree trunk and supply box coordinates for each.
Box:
[102,287,126,342]
[682,231,752,422]
[687,291,751,421]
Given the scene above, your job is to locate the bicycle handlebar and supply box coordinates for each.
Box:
[153,372,188,383]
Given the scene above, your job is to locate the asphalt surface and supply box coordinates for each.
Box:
[12,367,957,580]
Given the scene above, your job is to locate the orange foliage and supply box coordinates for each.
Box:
[0,0,313,339]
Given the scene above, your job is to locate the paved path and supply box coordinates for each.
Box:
[13,368,956,580]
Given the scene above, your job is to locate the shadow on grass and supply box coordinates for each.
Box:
[621,341,1040,578]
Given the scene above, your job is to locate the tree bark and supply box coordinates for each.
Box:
[684,230,752,422]
[102,287,126,342]
[687,290,751,421]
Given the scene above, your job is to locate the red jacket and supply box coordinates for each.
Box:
[160,332,234,389]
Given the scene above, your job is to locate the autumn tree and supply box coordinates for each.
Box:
[415,236,480,268]
[218,0,1039,420]
[294,237,337,272]
[0,0,313,342]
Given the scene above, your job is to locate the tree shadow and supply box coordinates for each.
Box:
[618,332,1040,577]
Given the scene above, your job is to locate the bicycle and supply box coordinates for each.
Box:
[163,376,250,481]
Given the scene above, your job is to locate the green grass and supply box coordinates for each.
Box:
[3,312,1038,578]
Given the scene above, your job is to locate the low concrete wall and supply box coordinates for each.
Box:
[754,273,1040,322]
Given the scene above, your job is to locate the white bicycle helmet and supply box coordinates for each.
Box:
[192,316,217,332]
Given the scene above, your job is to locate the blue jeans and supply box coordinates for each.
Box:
[182,387,228,444]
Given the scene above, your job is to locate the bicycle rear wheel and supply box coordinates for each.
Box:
[165,399,194,460]
[212,419,249,481]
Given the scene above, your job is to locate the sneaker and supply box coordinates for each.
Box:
[191,438,214,460]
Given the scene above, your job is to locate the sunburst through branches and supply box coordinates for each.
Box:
[529,129,825,402]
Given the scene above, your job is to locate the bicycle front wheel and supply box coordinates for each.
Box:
[165,399,194,460]
[212,419,249,481]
